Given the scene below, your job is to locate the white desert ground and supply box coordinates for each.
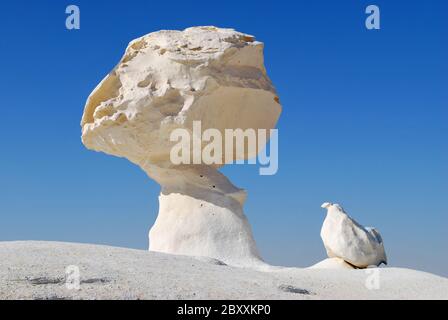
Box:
[0,241,447,300]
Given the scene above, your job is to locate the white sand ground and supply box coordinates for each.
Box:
[0,241,446,300]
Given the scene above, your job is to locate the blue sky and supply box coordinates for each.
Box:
[1,0,447,276]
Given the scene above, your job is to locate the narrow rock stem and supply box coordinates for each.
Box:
[141,163,265,267]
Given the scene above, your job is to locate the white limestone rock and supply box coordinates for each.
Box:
[320,203,388,268]
[2,242,448,300]
[81,27,281,267]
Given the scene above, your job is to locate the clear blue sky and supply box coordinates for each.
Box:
[1,0,447,276]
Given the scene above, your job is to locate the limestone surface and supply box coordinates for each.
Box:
[2,242,447,300]
[320,203,388,268]
[81,26,281,165]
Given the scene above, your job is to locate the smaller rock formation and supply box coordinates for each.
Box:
[320,202,388,268]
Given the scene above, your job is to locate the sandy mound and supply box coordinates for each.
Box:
[0,241,446,300]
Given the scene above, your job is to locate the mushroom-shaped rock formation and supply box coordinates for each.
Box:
[81,27,282,267]
[320,203,387,268]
